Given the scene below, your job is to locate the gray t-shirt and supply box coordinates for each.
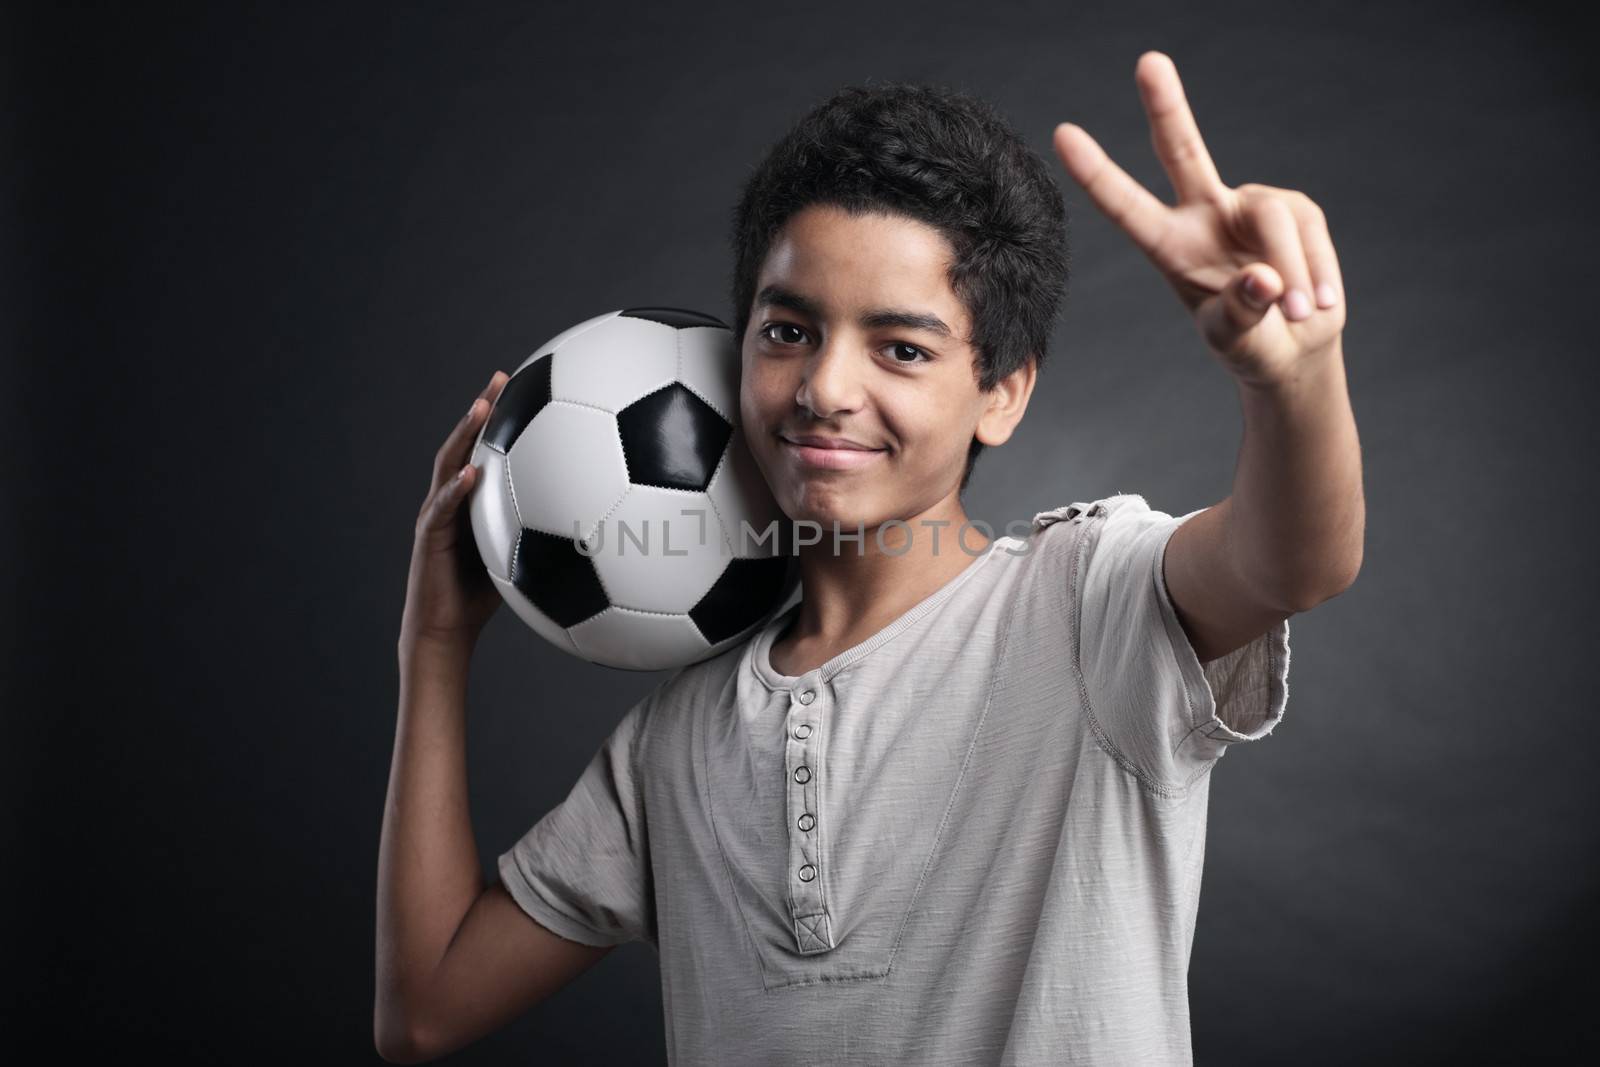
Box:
[498,492,1292,1065]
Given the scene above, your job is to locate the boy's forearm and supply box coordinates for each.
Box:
[376,638,485,1045]
[1226,340,1365,611]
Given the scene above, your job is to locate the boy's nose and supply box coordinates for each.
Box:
[794,342,866,418]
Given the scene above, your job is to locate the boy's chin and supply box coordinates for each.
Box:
[780,488,862,524]
[781,490,901,537]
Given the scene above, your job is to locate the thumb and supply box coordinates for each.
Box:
[1200,263,1280,355]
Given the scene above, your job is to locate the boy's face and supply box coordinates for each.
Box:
[739,203,1032,532]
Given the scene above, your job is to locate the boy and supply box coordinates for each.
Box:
[376,51,1362,1065]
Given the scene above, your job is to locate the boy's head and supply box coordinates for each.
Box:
[727,82,1069,532]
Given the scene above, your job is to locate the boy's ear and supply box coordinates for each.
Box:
[974,355,1038,448]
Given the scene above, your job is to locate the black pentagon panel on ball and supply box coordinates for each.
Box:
[690,555,796,646]
[617,383,732,491]
[510,527,611,628]
[618,306,728,330]
[482,354,553,454]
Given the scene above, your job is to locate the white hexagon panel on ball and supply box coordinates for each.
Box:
[592,482,729,615]
[506,401,630,548]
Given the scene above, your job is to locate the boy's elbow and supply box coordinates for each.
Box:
[375,1009,432,1065]
[1328,553,1363,601]
[1291,562,1361,613]
[375,1035,428,1065]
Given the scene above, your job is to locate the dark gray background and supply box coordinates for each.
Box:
[10,0,1596,1062]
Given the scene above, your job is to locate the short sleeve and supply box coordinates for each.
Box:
[1072,493,1291,795]
[496,686,659,948]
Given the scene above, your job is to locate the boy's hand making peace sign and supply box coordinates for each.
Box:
[1053,51,1346,389]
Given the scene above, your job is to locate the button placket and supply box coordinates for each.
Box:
[785,677,834,953]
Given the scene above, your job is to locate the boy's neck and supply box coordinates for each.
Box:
[768,495,993,677]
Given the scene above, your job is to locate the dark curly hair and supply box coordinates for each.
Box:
[726,80,1071,494]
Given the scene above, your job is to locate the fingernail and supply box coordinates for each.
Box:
[468,398,481,418]
[1243,274,1268,307]
[1284,288,1312,321]
[1315,282,1338,308]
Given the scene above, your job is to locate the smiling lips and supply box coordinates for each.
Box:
[780,433,888,471]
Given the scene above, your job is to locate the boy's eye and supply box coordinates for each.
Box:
[760,323,808,345]
[888,343,929,364]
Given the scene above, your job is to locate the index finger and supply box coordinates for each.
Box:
[1052,122,1171,257]
[434,370,508,486]
[1134,51,1227,204]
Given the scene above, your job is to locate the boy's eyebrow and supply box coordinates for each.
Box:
[755,284,958,341]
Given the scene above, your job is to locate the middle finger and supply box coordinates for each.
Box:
[1135,51,1227,205]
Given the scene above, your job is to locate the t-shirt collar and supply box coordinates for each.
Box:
[746,538,1013,691]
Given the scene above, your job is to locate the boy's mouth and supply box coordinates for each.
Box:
[779,433,888,471]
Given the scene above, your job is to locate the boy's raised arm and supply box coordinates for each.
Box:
[1051,51,1363,660]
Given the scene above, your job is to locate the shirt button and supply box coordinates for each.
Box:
[794,765,811,784]
[798,813,815,831]
[798,864,816,882]
[797,690,815,704]
[793,723,812,740]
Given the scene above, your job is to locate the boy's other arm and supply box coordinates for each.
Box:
[379,881,614,1063]
[1164,342,1364,664]
[374,637,612,1064]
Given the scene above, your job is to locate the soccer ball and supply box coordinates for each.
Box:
[467,307,800,671]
